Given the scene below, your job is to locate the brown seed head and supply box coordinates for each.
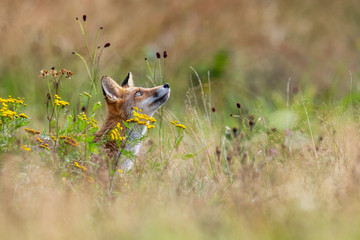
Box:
[212,107,216,112]
[156,52,161,59]
[163,51,168,58]
[104,43,110,48]
[236,102,241,109]
[83,15,87,21]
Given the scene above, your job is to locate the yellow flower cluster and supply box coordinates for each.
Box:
[0,97,28,120]
[54,94,69,107]
[171,120,186,129]
[63,136,79,147]
[51,135,57,142]
[110,123,125,141]
[39,143,50,151]
[74,161,87,171]
[77,112,98,128]
[0,96,25,105]
[126,107,156,129]
[36,138,43,144]
[25,128,41,134]
[1,108,17,120]
[21,145,31,152]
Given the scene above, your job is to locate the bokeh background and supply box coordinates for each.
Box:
[1,0,360,122]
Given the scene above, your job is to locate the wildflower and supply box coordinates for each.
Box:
[236,102,241,109]
[104,43,111,48]
[175,124,186,129]
[59,69,66,75]
[51,135,57,142]
[21,145,31,152]
[163,51,168,58]
[54,95,69,107]
[36,138,43,144]
[156,52,161,59]
[39,144,50,151]
[83,14,87,21]
[110,125,124,141]
[59,135,66,139]
[147,124,155,129]
[66,71,73,79]
[212,107,216,112]
[50,68,58,77]
[19,113,29,118]
[25,128,40,134]
[40,69,49,78]
[74,161,87,171]
[64,137,79,147]
[171,120,186,129]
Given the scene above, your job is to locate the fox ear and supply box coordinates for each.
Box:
[101,76,121,102]
[121,72,134,88]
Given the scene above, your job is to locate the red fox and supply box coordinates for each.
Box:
[94,72,170,172]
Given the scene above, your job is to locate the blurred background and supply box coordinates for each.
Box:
[1,0,360,124]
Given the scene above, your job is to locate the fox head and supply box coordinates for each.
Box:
[101,72,170,120]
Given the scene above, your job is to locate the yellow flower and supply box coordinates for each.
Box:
[19,113,29,118]
[21,145,31,152]
[64,137,79,147]
[74,161,87,171]
[39,144,50,151]
[175,124,186,129]
[171,120,186,129]
[51,135,57,142]
[36,138,43,144]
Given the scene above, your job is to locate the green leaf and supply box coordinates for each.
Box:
[182,153,194,160]
[175,135,183,148]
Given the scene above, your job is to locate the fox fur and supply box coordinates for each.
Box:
[94,72,170,176]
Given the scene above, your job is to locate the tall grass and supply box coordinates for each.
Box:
[1,2,360,239]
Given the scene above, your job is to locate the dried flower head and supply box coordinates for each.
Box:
[104,43,111,48]
[156,52,161,59]
[83,15,87,21]
[236,102,241,109]
[163,51,168,58]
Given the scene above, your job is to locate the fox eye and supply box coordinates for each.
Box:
[134,91,142,97]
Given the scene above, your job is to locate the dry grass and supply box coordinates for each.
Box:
[2,103,360,239]
[1,1,360,239]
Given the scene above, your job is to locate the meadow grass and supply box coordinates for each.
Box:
[2,66,360,239]
[1,4,360,239]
